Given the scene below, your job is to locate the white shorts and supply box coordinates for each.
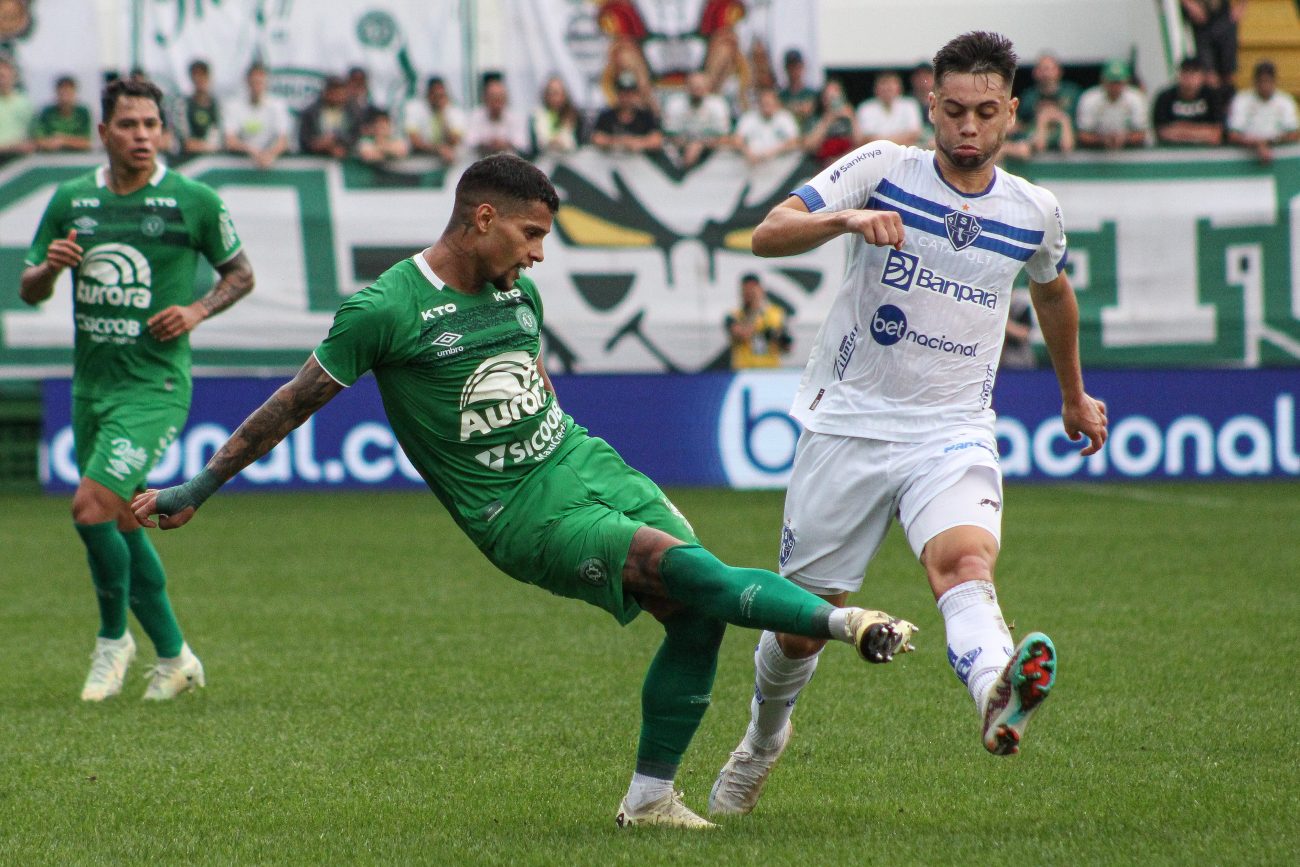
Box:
[777,427,1003,595]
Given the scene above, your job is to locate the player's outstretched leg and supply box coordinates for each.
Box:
[981,632,1056,755]
[658,545,917,661]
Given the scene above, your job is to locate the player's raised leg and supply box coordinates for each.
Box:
[916,469,1054,754]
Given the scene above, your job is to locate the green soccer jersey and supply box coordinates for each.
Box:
[313,255,584,544]
[26,164,242,406]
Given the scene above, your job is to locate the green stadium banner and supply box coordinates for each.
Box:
[2,147,1299,378]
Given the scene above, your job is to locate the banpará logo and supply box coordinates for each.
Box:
[869,304,979,357]
[880,249,998,309]
[881,249,919,291]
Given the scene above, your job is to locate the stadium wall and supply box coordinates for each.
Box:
[3,147,1300,380]
[37,368,1300,491]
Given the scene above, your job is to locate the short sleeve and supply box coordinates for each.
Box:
[1025,187,1069,284]
[1282,96,1299,132]
[24,183,70,267]
[791,140,906,214]
[191,181,242,267]
[313,286,401,387]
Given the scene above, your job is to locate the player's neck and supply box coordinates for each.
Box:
[424,241,487,295]
[105,160,156,196]
[933,152,995,195]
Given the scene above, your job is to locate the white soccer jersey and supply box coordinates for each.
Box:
[789,141,1068,440]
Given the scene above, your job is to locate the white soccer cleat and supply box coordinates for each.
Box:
[847,608,919,663]
[708,722,793,816]
[615,791,717,829]
[80,633,137,701]
[981,632,1056,755]
[142,643,205,701]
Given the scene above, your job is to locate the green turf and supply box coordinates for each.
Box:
[1,482,1296,865]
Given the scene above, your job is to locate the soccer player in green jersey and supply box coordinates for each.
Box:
[20,77,255,702]
[131,153,916,829]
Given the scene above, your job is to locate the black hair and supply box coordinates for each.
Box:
[189,59,210,76]
[932,31,1018,90]
[741,272,760,284]
[426,75,445,90]
[1254,60,1277,80]
[455,153,559,216]
[101,77,166,125]
[55,75,76,89]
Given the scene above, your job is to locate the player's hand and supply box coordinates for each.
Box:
[45,229,83,270]
[1063,393,1108,456]
[845,209,905,249]
[131,488,197,530]
[147,302,207,341]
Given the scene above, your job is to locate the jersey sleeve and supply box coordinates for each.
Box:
[190,181,243,267]
[312,285,402,387]
[1024,186,1069,284]
[790,140,906,214]
[24,183,70,267]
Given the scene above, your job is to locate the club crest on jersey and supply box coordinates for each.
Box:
[944,210,982,251]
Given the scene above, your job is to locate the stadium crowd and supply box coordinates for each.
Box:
[0,19,1293,172]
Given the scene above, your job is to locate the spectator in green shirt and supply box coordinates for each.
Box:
[32,75,92,152]
[0,55,34,155]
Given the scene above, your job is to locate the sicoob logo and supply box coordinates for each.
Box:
[869,304,908,345]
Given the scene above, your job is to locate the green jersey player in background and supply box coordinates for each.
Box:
[131,154,917,829]
[20,77,255,702]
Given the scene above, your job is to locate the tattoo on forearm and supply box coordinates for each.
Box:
[207,362,340,482]
[199,251,254,318]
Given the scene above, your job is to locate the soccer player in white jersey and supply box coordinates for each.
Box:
[709,31,1109,816]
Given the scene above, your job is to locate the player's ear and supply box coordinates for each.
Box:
[474,202,496,234]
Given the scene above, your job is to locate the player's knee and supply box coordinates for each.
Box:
[776,631,827,659]
[930,552,995,593]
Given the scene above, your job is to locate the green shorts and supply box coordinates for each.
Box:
[482,436,699,625]
[73,394,188,500]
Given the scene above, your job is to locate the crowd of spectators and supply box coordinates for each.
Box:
[0,17,1292,173]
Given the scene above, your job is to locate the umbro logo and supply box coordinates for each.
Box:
[431,332,462,348]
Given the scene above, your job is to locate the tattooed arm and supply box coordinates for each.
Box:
[147,250,256,342]
[131,356,343,529]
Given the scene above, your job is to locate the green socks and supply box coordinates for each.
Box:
[75,521,131,640]
[636,609,726,776]
[658,544,835,638]
[121,529,184,658]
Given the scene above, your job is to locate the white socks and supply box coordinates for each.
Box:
[745,630,820,752]
[937,580,1014,712]
[623,772,674,811]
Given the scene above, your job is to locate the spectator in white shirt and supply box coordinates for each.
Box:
[1076,59,1149,150]
[403,76,466,165]
[662,72,733,168]
[464,77,529,158]
[855,71,923,145]
[530,75,581,156]
[223,62,291,169]
[733,87,800,165]
[1227,60,1300,165]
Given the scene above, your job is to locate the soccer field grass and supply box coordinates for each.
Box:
[1,482,1296,865]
